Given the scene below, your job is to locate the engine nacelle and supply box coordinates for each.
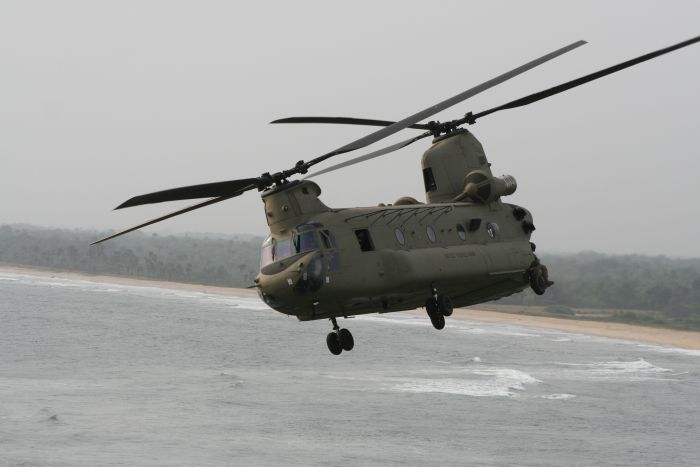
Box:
[454,170,517,203]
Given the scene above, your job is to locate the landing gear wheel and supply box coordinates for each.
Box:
[339,328,354,351]
[430,312,446,330]
[436,293,453,316]
[326,332,342,355]
[530,270,546,295]
[425,297,445,330]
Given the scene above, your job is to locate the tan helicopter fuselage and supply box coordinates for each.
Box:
[254,130,538,320]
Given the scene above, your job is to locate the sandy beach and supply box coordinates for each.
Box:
[2,264,698,350]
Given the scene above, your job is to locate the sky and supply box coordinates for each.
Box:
[1,1,699,257]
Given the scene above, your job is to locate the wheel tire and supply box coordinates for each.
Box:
[530,271,546,295]
[430,312,445,330]
[339,328,354,351]
[436,294,453,316]
[425,297,438,316]
[326,332,343,355]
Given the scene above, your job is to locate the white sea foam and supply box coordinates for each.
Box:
[555,358,675,381]
[391,367,541,397]
[541,393,576,400]
[634,343,700,357]
[0,271,271,310]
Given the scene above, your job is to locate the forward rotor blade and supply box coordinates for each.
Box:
[304,131,432,179]
[271,116,431,130]
[91,184,256,245]
[302,40,587,170]
[115,178,260,209]
[470,35,700,122]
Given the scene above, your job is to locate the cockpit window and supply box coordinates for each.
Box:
[293,231,319,253]
[261,230,322,268]
[275,238,292,260]
[320,230,337,249]
[260,236,274,268]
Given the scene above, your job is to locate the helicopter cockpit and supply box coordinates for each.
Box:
[259,223,338,273]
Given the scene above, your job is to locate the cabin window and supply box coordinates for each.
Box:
[394,228,406,246]
[293,231,319,254]
[467,218,481,232]
[320,229,338,249]
[423,167,437,192]
[354,229,375,252]
[456,224,467,241]
[426,225,437,243]
[486,222,499,239]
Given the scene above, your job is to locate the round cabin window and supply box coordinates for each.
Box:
[456,224,467,241]
[394,228,406,246]
[426,225,437,243]
[486,222,499,239]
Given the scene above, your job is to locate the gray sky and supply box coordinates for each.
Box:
[1,1,699,256]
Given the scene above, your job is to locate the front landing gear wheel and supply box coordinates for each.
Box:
[339,328,354,351]
[326,332,342,355]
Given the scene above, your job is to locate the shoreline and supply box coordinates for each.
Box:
[2,264,698,350]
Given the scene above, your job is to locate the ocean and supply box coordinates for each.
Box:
[1,271,698,466]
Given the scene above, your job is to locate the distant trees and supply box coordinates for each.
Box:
[0,224,263,288]
[500,251,700,329]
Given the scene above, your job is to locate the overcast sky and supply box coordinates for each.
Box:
[1,1,698,256]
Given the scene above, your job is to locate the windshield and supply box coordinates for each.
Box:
[260,237,274,268]
[260,231,320,268]
[275,238,292,260]
[294,231,319,254]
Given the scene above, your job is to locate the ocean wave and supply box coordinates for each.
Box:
[540,393,576,400]
[0,271,271,311]
[391,367,541,397]
[555,358,676,381]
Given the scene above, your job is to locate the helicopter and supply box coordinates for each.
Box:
[93,36,699,355]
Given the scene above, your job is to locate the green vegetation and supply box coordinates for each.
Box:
[1,224,699,330]
[501,251,700,331]
[0,224,263,288]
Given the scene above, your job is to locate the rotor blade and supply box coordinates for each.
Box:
[302,40,587,170]
[271,116,431,130]
[470,35,700,122]
[115,177,260,209]
[304,131,432,179]
[91,184,257,245]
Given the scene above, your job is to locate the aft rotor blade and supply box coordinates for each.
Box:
[302,40,587,170]
[470,35,700,122]
[91,185,256,245]
[115,178,260,209]
[271,116,431,130]
[304,131,432,179]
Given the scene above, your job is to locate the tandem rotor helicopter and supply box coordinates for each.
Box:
[94,36,699,355]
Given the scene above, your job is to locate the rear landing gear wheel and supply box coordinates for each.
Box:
[425,297,446,330]
[339,328,354,351]
[430,312,445,330]
[530,270,547,295]
[436,293,453,316]
[326,332,342,355]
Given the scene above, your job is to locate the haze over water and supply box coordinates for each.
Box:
[1,272,699,466]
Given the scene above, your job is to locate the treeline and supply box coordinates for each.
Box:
[501,251,700,329]
[0,224,264,287]
[1,224,699,329]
